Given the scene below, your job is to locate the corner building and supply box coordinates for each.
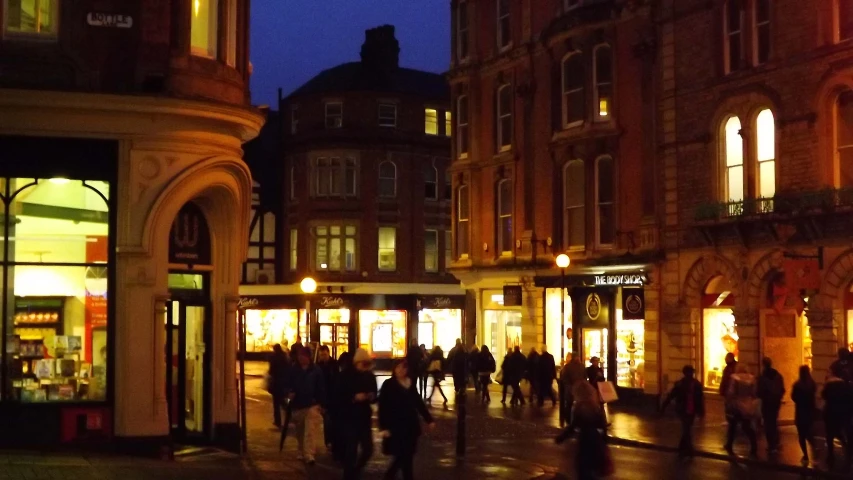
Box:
[658,0,853,416]
[448,1,661,396]
[0,1,262,451]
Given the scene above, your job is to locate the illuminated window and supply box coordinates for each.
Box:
[835,91,853,187]
[497,0,511,49]
[753,0,771,65]
[378,161,396,198]
[424,162,438,200]
[497,179,513,255]
[444,230,452,268]
[723,116,744,202]
[497,84,513,150]
[4,0,57,36]
[756,109,775,201]
[313,157,357,197]
[325,102,343,129]
[594,45,613,121]
[456,185,470,258]
[457,2,469,60]
[378,104,397,128]
[562,52,585,128]
[291,105,299,135]
[563,160,586,250]
[359,310,407,358]
[289,229,298,271]
[457,95,470,157]
[444,111,452,137]
[191,0,219,58]
[314,224,357,272]
[595,156,615,247]
[425,230,439,273]
[378,227,396,271]
[425,108,438,135]
[724,0,744,73]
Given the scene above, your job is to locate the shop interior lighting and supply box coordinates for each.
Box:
[48,178,70,185]
[491,294,504,306]
[712,291,730,307]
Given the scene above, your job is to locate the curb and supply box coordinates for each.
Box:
[607,436,848,479]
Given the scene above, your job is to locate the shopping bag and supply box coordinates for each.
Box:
[495,369,504,385]
[597,381,619,404]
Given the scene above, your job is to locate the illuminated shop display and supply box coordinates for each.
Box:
[418,309,462,353]
[484,310,522,362]
[359,310,406,358]
[244,309,306,352]
[582,328,608,379]
[318,308,350,359]
[615,314,645,389]
[545,289,572,361]
[703,309,738,388]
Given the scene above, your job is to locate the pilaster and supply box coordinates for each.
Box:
[733,308,760,373]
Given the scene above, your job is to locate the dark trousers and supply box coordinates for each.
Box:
[528,379,538,402]
[453,373,466,393]
[795,418,814,458]
[825,416,851,465]
[725,414,757,453]
[471,372,480,392]
[538,381,557,406]
[679,414,696,453]
[384,441,417,480]
[419,375,428,398]
[502,382,524,404]
[761,402,781,449]
[272,393,285,426]
[343,427,374,480]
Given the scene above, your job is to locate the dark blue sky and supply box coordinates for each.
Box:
[249,0,450,107]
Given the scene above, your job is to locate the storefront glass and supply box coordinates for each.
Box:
[847,310,853,351]
[484,310,522,363]
[582,328,608,379]
[244,309,306,352]
[703,308,738,389]
[359,310,406,358]
[545,288,572,363]
[4,178,111,402]
[318,308,350,359]
[418,309,462,353]
[615,309,644,389]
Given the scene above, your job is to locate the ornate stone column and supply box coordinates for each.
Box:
[805,308,837,385]
[733,307,760,373]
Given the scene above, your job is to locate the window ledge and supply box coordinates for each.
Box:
[550,122,620,144]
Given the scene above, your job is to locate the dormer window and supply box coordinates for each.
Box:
[4,0,58,36]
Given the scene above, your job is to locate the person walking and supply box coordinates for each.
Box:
[502,346,526,406]
[329,351,353,463]
[468,344,480,394]
[556,381,609,479]
[790,365,817,466]
[418,344,429,398]
[379,359,435,480]
[537,346,558,407]
[268,344,291,428]
[822,364,853,468]
[316,345,338,450]
[661,365,705,456]
[340,348,377,480]
[830,347,853,382]
[719,352,738,397]
[723,363,759,457]
[289,336,306,363]
[477,345,496,404]
[426,346,448,406]
[559,353,585,427]
[527,348,540,405]
[449,339,469,394]
[287,348,326,465]
[405,342,424,397]
[757,356,785,453]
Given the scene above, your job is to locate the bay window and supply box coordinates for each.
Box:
[314,224,357,272]
[563,160,586,250]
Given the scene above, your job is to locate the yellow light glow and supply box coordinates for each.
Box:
[49,178,70,185]
[599,99,609,117]
[300,277,317,294]
[194,0,200,17]
[556,254,570,269]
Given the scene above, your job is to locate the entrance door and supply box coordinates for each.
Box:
[166,299,210,440]
[582,328,608,379]
[319,324,349,359]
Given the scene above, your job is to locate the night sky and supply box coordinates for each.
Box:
[249,0,451,107]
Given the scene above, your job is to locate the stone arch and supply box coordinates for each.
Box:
[682,255,743,308]
[819,248,853,304]
[746,249,784,310]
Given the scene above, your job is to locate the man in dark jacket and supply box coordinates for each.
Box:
[527,348,540,404]
[287,348,325,464]
[316,345,338,450]
[269,344,291,427]
[449,339,469,394]
[405,343,424,396]
[822,364,853,467]
[501,347,526,406]
[341,348,378,480]
[830,347,853,382]
[537,346,558,407]
[719,352,737,397]
[757,357,785,452]
[661,365,705,456]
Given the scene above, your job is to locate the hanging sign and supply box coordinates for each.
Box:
[622,289,645,320]
[168,202,211,265]
[86,13,133,29]
[503,285,523,307]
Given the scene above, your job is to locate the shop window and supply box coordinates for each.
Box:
[703,308,738,388]
[496,179,513,255]
[562,52,585,128]
[456,185,470,258]
[424,162,438,200]
[496,84,513,151]
[4,0,57,36]
[359,310,406,358]
[457,1,469,60]
[425,108,439,135]
[835,90,853,188]
[4,178,111,403]
[378,227,396,271]
[419,309,462,353]
[840,0,853,41]
[545,289,572,362]
[444,230,452,269]
[378,161,396,198]
[191,0,219,58]
[457,95,469,157]
[497,0,511,49]
[289,229,297,271]
[593,44,613,121]
[425,229,439,273]
[753,0,771,65]
[595,156,615,247]
[444,111,452,137]
[245,309,305,352]
[378,104,397,128]
[314,157,358,197]
[563,159,586,250]
[291,105,299,135]
[314,224,357,272]
[724,0,744,74]
[723,116,745,203]
[756,109,776,202]
[484,309,522,363]
[616,298,645,389]
[325,102,343,129]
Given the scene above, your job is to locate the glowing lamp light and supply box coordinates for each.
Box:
[194,0,200,17]
[300,277,317,294]
[599,99,609,117]
[49,177,70,185]
[556,254,570,269]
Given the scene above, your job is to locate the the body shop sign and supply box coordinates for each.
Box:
[594,274,645,286]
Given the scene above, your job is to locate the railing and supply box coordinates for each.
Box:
[695,187,853,222]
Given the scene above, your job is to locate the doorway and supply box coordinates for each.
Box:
[166,297,210,441]
[582,328,609,379]
[319,323,349,359]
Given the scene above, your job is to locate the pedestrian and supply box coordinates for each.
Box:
[527,347,540,404]
[268,344,291,428]
[501,346,526,406]
[719,352,738,397]
[448,339,468,394]
[379,359,435,480]
[468,344,480,393]
[556,381,609,479]
[537,346,558,407]
[830,347,853,382]
[287,348,325,465]
[723,363,759,457]
[586,356,605,385]
[290,336,305,363]
[316,345,338,450]
[559,353,585,427]
[418,344,429,398]
[477,345,496,403]
[330,351,353,463]
[660,365,705,456]
[757,356,785,453]
[426,346,448,406]
[822,363,853,468]
[790,365,817,466]
[405,342,424,396]
[341,348,378,480]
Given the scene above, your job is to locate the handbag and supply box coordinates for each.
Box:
[495,369,504,385]
[597,381,619,404]
[428,359,442,372]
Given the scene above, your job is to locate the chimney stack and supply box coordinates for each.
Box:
[360,25,400,75]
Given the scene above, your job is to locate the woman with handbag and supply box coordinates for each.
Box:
[724,363,759,456]
[556,380,611,479]
[477,345,496,404]
[426,346,448,406]
[379,359,435,480]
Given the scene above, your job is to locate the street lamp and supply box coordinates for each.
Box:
[300,277,317,343]
[300,277,317,294]
[555,254,570,364]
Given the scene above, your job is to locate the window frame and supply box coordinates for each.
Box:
[752,0,771,66]
[562,51,585,129]
[497,0,511,50]
[456,185,470,259]
[593,44,613,122]
[377,226,397,272]
[3,0,60,39]
[325,101,343,129]
[424,161,439,201]
[378,161,397,198]
[497,84,513,151]
[496,178,513,255]
[313,157,358,198]
[314,224,358,272]
[378,103,398,128]
[723,0,744,74]
[289,228,298,271]
[457,1,470,60]
[594,155,616,249]
[424,229,439,273]
[563,159,586,251]
[457,95,470,158]
[425,107,439,135]
[722,116,745,204]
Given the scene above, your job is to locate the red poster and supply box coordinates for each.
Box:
[783,258,821,292]
[85,237,109,362]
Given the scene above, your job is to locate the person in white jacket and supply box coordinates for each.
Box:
[724,363,759,456]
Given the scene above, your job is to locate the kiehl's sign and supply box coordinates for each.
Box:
[594,274,645,286]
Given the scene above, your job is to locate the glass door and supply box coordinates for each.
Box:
[582,328,608,379]
[319,324,349,359]
[165,299,209,440]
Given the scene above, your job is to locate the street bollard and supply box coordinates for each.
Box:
[456,389,466,457]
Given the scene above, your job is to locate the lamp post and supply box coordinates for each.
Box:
[300,277,317,343]
[555,254,570,364]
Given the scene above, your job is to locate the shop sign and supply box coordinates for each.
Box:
[586,293,602,320]
[622,289,645,320]
[237,297,259,309]
[503,286,523,307]
[594,274,645,286]
[418,295,464,310]
[572,288,610,327]
[168,202,211,265]
[319,296,346,308]
[87,12,133,28]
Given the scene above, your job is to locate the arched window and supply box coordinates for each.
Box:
[496,179,513,254]
[456,185,470,257]
[378,161,396,198]
[497,84,513,150]
[595,156,615,247]
[562,52,585,128]
[724,116,744,202]
[563,160,586,250]
[755,109,776,201]
[593,44,613,121]
[424,162,438,200]
[835,90,853,187]
[724,0,744,73]
[457,95,470,157]
[753,0,771,65]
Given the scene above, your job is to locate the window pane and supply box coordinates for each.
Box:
[379,105,397,127]
[345,238,356,271]
[837,92,853,150]
[290,229,297,271]
[840,147,853,187]
[5,0,57,35]
[316,238,328,269]
[567,90,585,125]
[458,125,469,155]
[425,230,438,272]
[565,161,585,207]
[595,46,612,83]
[727,0,742,31]
[598,204,615,245]
[379,162,395,198]
[499,180,512,215]
[499,86,512,115]
[191,0,219,57]
[568,207,585,248]
[759,160,776,199]
[729,32,741,71]
[445,112,452,137]
[842,0,853,40]
[757,24,771,64]
[346,159,357,196]
[330,226,341,235]
[379,179,395,198]
[329,238,341,270]
[444,230,452,267]
[424,164,437,199]
[724,117,743,166]
[500,218,513,253]
[500,117,513,148]
[379,227,396,271]
[597,158,614,204]
[457,221,469,256]
[756,110,775,161]
[345,226,356,236]
[425,108,438,135]
[458,186,469,219]
[727,165,744,202]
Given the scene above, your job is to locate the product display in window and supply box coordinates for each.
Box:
[418,309,462,354]
[244,309,304,352]
[583,328,608,378]
[616,320,644,389]
[703,309,738,388]
[545,289,572,361]
[359,310,406,358]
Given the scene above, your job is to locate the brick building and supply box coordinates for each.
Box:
[658,0,853,412]
[0,0,262,451]
[239,26,466,367]
[448,1,661,395]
